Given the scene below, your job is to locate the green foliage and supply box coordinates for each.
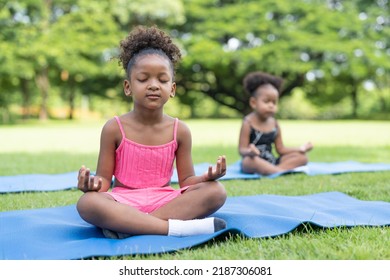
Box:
[277,89,319,119]
[112,0,185,27]
[0,0,389,122]
[176,0,390,117]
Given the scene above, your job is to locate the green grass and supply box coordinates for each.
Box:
[1,119,390,259]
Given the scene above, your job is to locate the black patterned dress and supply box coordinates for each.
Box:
[249,126,280,165]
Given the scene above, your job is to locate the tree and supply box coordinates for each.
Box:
[1,0,387,121]
[301,0,390,117]
[0,0,186,121]
[48,0,121,119]
[0,0,39,120]
[175,0,389,116]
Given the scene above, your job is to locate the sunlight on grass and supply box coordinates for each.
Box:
[0,119,389,153]
[0,120,104,153]
[186,119,390,147]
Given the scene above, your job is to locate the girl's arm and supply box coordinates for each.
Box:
[77,119,117,193]
[175,121,226,188]
[274,121,313,156]
[238,118,260,157]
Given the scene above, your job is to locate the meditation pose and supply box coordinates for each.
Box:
[238,71,313,175]
[76,26,227,238]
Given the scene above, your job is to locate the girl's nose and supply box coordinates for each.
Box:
[148,85,158,91]
[147,81,159,90]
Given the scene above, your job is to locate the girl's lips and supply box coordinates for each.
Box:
[146,94,160,99]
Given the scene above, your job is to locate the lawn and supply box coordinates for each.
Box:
[1,119,390,259]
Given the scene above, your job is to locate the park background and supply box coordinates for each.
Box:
[1,0,390,260]
[0,0,389,122]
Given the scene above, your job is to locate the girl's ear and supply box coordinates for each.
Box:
[170,82,176,98]
[249,96,257,109]
[123,79,132,97]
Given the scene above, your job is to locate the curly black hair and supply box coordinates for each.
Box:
[118,25,182,78]
[243,72,284,97]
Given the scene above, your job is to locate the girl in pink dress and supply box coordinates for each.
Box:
[76,26,227,238]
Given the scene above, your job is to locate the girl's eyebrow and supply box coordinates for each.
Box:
[136,71,170,77]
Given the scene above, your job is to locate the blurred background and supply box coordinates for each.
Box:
[0,0,389,124]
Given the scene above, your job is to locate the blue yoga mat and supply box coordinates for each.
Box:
[0,171,79,193]
[1,161,390,193]
[1,191,390,260]
[171,160,390,181]
[209,160,390,180]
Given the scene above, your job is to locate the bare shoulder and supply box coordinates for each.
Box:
[101,117,119,134]
[176,119,192,144]
[177,119,191,135]
[99,117,123,147]
[274,118,280,128]
[244,112,256,123]
[241,113,255,128]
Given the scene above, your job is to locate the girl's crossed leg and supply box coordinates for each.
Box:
[76,181,227,238]
[241,152,308,176]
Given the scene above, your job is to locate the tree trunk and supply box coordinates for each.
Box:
[376,82,388,113]
[68,90,75,120]
[379,96,388,113]
[35,67,50,120]
[351,84,358,118]
[35,0,52,121]
[20,78,31,120]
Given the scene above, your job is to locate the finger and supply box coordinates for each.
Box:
[89,175,94,190]
[84,168,91,184]
[77,174,84,190]
[77,168,87,189]
[208,165,213,179]
[221,155,226,166]
[96,178,103,191]
[78,165,85,178]
[93,177,102,191]
[77,166,85,182]
[215,157,222,174]
[220,155,227,174]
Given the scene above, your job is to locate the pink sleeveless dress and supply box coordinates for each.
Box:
[107,116,189,213]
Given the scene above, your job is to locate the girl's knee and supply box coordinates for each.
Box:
[300,154,309,165]
[208,181,227,207]
[76,192,98,220]
[286,152,309,166]
[76,193,88,218]
[241,157,256,174]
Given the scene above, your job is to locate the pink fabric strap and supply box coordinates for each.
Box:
[173,118,178,142]
[114,116,125,138]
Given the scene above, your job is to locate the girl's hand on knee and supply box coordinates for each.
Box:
[248,144,261,157]
[77,165,102,192]
[300,142,313,153]
[203,155,227,181]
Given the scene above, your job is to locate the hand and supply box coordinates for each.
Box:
[248,144,260,157]
[203,155,227,181]
[77,165,102,192]
[300,142,313,153]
